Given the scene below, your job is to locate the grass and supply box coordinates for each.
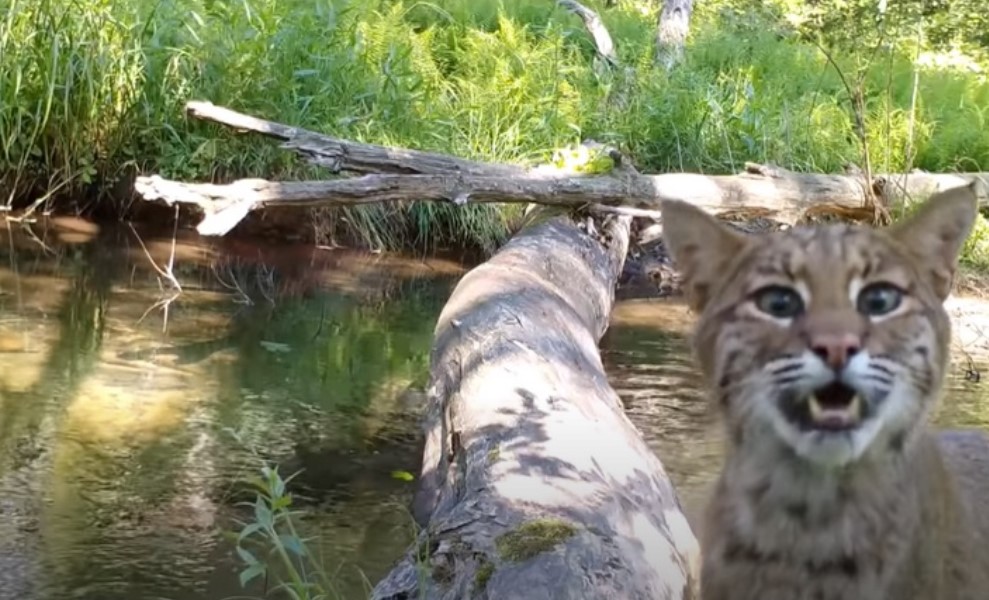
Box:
[2,0,989,260]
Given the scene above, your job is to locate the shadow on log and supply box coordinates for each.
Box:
[371,212,699,600]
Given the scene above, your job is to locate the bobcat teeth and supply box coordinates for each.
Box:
[808,395,824,421]
[808,394,862,424]
[850,394,861,417]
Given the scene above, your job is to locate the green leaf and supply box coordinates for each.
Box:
[260,340,291,353]
[272,494,293,511]
[279,534,307,557]
[238,562,266,588]
[237,522,264,543]
[254,497,273,527]
[236,545,259,566]
[391,470,415,482]
[272,473,286,498]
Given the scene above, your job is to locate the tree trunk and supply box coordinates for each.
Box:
[370,213,700,600]
[656,0,693,69]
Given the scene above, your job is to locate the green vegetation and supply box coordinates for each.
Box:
[2,0,988,256]
[475,558,495,591]
[232,463,347,599]
[961,216,989,272]
[495,518,578,562]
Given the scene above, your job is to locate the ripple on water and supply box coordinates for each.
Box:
[0,220,463,600]
[1,216,987,599]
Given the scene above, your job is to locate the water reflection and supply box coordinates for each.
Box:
[602,300,723,527]
[0,219,464,600]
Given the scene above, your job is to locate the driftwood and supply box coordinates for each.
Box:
[369,15,696,598]
[136,102,989,237]
[134,5,988,236]
[370,213,700,600]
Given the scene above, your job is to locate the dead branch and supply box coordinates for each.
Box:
[135,101,989,237]
[558,0,619,67]
[134,163,989,236]
[185,101,525,178]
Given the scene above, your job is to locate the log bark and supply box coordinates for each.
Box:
[134,162,989,236]
[370,213,700,600]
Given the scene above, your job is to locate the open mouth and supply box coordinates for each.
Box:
[785,382,866,432]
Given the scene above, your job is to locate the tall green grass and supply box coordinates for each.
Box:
[2,0,988,252]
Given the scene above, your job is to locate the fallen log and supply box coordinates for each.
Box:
[370,213,699,600]
[135,155,989,235]
[142,104,989,235]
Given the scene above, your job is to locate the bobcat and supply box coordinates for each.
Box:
[661,182,989,600]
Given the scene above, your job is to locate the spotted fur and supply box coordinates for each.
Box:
[662,183,989,600]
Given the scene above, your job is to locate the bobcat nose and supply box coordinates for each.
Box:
[810,333,861,371]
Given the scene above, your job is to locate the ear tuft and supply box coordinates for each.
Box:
[661,200,749,311]
[888,182,980,299]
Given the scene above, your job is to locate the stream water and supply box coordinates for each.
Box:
[0,218,986,600]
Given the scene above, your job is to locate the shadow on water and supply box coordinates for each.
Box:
[0,217,467,600]
[602,297,989,530]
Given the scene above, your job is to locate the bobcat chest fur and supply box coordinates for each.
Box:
[661,183,989,600]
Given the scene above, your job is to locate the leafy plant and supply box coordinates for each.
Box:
[233,463,346,600]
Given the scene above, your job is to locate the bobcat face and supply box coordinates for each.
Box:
[662,185,979,467]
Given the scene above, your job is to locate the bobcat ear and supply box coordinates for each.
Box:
[661,200,749,312]
[888,182,980,300]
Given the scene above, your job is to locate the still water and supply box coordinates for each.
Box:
[0,218,986,600]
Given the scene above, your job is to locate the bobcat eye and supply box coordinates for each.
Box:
[857,283,903,316]
[753,286,804,318]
